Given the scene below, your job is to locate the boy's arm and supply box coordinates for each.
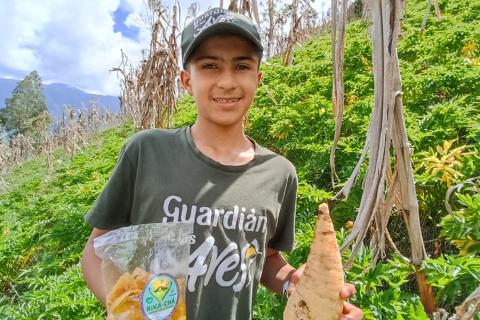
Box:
[260,247,295,295]
[81,227,112,305]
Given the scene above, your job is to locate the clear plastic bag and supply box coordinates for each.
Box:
[94,223,192,320]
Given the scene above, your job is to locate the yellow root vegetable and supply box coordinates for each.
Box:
[284,203,344,320]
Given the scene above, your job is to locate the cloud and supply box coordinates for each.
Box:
[0,0,150,95]
[0,1,330,96]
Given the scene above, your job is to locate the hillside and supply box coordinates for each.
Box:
[1,0,479,319]
[0,78,120,119]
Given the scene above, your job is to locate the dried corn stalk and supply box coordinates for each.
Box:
[455,286,480,320]
[283,0,299,66]
[114,3,180,130]
[0,103,120,181]
[265,0,275,59]
[261,1,318,61]
[334,0,436,313]
[329,0,347,186]
[228,0,260,25]
[421,0,432,31]
[421,0,442,31]
[433,0,442,20]
[282,0,321,66]
[262,1,289,60]
[228,0,238,12]
[432,286,480,320]
[139,5,179,129]
[113,52,142,128]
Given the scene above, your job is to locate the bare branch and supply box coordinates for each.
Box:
[444,176,480,220]
[421,0,432,32]
[329,0,347,186]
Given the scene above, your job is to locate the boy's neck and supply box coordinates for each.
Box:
[191,121,255,166]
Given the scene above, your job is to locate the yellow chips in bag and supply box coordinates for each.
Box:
[94,223,192,320]
[106,268,186,319]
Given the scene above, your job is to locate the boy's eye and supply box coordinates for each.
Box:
[237,64,251,70]
[201,63,217,69]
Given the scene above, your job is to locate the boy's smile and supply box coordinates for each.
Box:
[180,34,262,129]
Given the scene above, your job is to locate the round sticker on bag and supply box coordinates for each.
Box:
[141,274,179,320]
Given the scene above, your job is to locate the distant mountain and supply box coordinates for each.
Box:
[0,78,120,119]
[0,79,17,105]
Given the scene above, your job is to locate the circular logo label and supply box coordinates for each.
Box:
[141,274,179,320]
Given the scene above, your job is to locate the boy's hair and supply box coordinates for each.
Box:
[180,8,263,70]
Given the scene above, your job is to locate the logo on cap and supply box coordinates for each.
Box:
[192,8,236,37]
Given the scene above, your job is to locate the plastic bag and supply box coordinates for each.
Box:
[94,223,192,320]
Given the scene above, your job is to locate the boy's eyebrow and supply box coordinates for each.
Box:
[194,55,222,62]
[194,55,257,63]
[233,56,257,63]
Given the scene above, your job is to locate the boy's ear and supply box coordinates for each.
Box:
[180,69,193,95]
[257,71,263,85]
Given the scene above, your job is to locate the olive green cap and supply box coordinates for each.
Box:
[181,8,263,68]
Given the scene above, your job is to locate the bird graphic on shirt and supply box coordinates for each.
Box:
[245,244,257,259]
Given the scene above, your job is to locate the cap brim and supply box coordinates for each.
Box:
[182,23,263,68]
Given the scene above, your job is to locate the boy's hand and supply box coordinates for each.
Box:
[339,283,363,320]
[288,264,364,320]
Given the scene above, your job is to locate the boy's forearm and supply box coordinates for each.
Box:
[81,229,109,305]
[260,249,296,295]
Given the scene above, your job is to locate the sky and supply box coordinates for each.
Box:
[0,0,329,96]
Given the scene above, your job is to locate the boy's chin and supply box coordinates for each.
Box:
[201,116,246,128]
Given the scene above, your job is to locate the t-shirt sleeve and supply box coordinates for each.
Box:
[84,142,137,229]
[267,171,297,252]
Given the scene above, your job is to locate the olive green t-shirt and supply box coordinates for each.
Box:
[85,127,297,320]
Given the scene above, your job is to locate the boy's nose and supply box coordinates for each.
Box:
[216,70,237,90]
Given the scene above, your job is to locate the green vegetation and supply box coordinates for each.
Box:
[1,0,479,319]
[0,124,134,319]
[0,71,51,140]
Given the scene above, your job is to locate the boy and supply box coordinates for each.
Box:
[82,8,363,320]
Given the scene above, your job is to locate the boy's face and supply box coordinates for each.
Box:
[180,35,262,129]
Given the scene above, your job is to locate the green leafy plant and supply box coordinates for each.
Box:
[423,255,480,311]
[1,0,480,318]
[440,187,480,256]
[345,244,429,320]
[416,139,474,187]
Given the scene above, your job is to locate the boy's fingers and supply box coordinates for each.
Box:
[290,264,305,285]
[287,264,305,296]
[340,282,356,299]
[338,301,364,320]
